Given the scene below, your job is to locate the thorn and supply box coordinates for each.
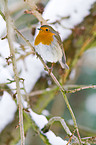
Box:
[1,35,7,40]
[23,108,30,112]
[15,124,20,129]
[24,10,33,15]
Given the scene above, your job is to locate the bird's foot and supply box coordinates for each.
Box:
[48,63,54,74]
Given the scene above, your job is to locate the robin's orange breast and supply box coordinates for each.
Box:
[34,30,55,45]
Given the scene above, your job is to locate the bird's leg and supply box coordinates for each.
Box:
[48,63,54,74]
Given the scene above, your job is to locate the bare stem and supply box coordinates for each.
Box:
[4,1,25,145]
[25,84,96,97]
[43,116,72,135]
[66,84,96,93]
[0,10,5,20]
[62,92,81,143]
[42,116,79,143]
[24,0,47,25]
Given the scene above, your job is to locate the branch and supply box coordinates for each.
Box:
[16,51,35,61]
[0,10,5,20]
[24,0,47,25]
[42,116,79,143]
[26,84,96,97]
[42,117,71,135]
[4,1,25,145]
[82,136,96,144]
[66,84,96,93]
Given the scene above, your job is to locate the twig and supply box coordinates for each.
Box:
[1,84,96,95]
[0,10,5,20]
[4,1,25,145]
[66,84,96,93]
[82,136,96,144]
[62,92,81,143]
[20,78,30,107]
[42,117,72,135]
[16,51,35,61]
[14,27,35,52]
[24,0,47,25]
[42,116,80,143]
[27,87,58,97]
[26,84,96,97]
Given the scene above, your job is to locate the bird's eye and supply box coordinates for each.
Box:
[46,29,48,31]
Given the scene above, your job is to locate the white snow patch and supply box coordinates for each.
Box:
[29,108,68,145]
[43,0,96,40]
[0,91,17,132]
[29,108,48,129]
[0,15,6,37]
[45,130,68,145]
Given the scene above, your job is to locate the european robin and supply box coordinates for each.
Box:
[34,25,69,69]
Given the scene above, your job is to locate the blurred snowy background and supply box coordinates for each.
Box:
[0,0,96,144]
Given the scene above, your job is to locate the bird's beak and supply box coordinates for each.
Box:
[38,28,41,30]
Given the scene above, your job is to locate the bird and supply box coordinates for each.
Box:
[34,25,69,69]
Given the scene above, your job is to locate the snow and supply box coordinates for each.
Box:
[29,108,68,145]
[18,55,44,93]
[45,131,68,145]
[0,91,17,132]
[0,0,96,143]
[0,65,12,83]
[43,0,96,40]
[0,39,10,58]
[29,108,48,129]
[0,15,6,38]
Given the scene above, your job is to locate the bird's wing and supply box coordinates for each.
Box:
[54,33,66,64]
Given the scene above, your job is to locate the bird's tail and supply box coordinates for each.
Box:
[59,45,69,69]
[59,59,69,69]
